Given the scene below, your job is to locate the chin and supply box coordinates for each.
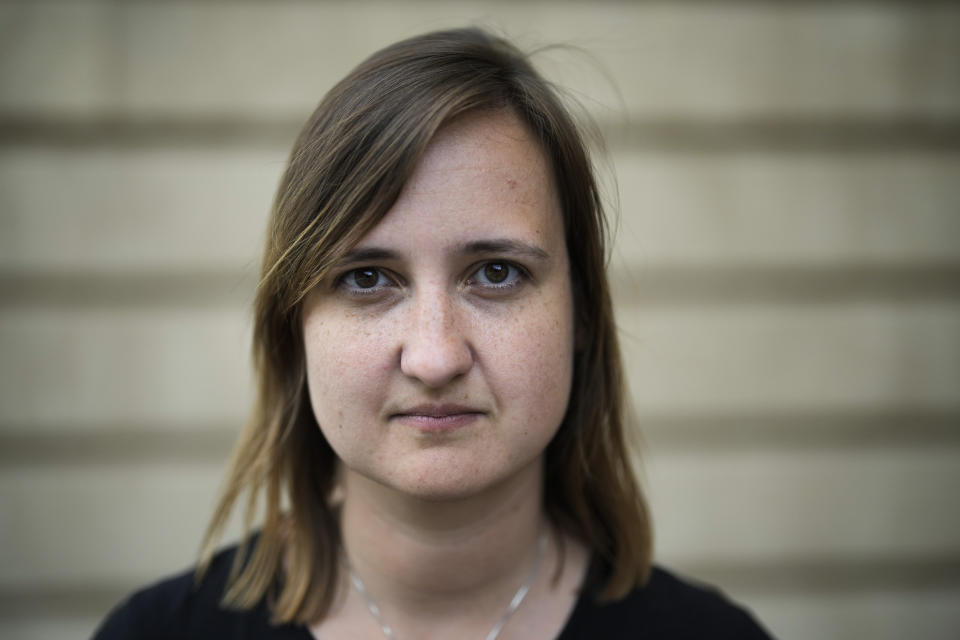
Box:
[381,466,500,502]
[397,481,488,503]
[381,451,542,503]
[338,441,547,504]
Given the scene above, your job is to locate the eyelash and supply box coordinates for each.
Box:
[335,261,528,296]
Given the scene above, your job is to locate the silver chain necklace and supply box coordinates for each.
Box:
[345,530,547,640]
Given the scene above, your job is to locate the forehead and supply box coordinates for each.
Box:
[359,109,563,250]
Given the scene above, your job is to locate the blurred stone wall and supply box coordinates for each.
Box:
[1,1,959,638]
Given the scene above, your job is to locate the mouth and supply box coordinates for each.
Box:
[390,404,485,432]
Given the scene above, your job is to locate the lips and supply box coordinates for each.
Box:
[390,403,485,432]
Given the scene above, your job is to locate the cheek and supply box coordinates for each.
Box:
[483,295,575,430]
[302,314,393,435]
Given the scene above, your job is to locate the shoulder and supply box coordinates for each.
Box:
[90,542,305,640]
[558,565,775,640]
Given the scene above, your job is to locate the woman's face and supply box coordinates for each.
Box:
[302,109,575,500]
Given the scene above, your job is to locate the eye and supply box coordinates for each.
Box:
[468,261,526,290]
[338,267,394,294]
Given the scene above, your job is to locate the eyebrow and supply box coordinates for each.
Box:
[338,247,400,264]
[339,239,550,265]
[459,239,550,262]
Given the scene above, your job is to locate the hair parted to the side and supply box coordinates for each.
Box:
[198,26,652,625]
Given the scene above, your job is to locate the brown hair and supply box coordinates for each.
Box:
[199,26,651,625]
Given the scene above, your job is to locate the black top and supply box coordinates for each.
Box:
[93,544,774,639]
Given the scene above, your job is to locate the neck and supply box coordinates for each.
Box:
[338,457,546,618]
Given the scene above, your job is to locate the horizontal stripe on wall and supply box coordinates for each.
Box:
[4,2,958,121]
[4,449,957,583]
[668,555,960,594]
[5,147,956,271]
[2,408,958,465]
[2,116,960,153]
[2,263,959,309]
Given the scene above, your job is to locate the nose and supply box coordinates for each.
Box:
[399,290,474,388]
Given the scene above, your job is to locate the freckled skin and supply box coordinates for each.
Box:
[301,110,575,500]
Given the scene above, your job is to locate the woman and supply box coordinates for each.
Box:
[95,27,772,639]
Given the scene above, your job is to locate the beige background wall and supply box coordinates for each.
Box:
[2,1,959,638]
